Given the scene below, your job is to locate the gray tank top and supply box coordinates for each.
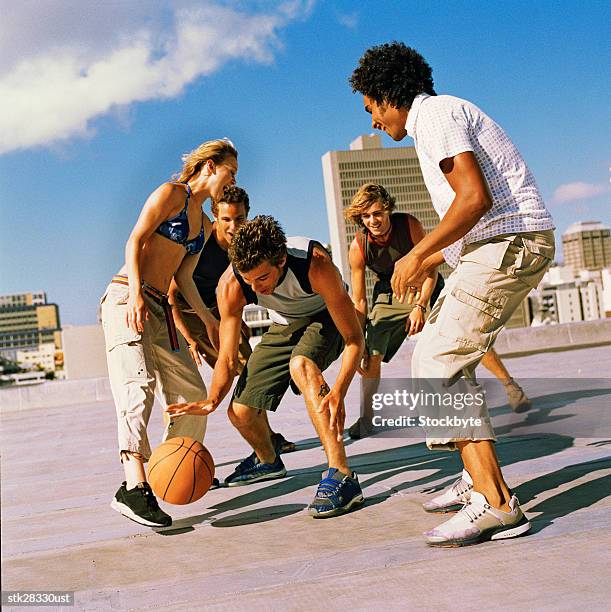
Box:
[234,237,328,325]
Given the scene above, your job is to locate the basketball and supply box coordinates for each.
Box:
[147,437,215,505]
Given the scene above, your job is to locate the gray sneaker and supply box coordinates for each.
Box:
[504,379,532,413]
[422,469,473,513]
[424,491,531,547]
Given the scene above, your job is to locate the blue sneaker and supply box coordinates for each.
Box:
[308,468,364,518]
[225,454,287,487]
[233,433,292,476]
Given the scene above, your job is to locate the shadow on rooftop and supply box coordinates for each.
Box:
[158,434,576,533]
[514,456,611,533]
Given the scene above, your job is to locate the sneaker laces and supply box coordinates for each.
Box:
[140,485,161,511]
[451,477,471,497]
[461,499,490,523]
[316,476,342,498]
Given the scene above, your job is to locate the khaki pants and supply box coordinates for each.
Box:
[101,282,207,461]
[412,230,555,450]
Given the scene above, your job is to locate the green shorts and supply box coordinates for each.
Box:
[366,291,414,363]
[232,309,344,411]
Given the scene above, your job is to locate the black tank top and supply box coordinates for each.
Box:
[356,212,444,307]
[356,213,415,282]
[192,231,230,307]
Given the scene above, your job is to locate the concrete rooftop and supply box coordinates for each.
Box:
[1,342,611,611]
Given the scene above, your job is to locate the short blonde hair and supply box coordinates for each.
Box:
[175,138,238,183]
[344,182,396,227]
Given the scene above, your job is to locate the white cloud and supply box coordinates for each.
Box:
[0,1,313,155]
[336,11,358,30]
[552,181,610,204]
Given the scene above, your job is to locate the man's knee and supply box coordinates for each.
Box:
[289,355,321,391]
[228,401,260,429]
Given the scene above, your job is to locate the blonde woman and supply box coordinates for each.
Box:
[101,139,238,527]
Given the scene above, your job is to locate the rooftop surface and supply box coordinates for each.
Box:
[2,343,610,611]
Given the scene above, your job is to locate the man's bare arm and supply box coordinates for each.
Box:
[392,152,491,300]
[166,267,246,416]
[407,216,437,307]
[207,269,247,408]
[310,246,365,397]
[411,151,492,260]
[168,279,203,365]
[348,238,368,329]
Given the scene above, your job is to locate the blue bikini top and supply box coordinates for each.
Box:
[155,183,206,255]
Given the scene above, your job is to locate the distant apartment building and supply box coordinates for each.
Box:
[16,344,56,372]
[537,265,605,324]
[0,291,62,366]
[562,221,611,271]
[322,134,452,297]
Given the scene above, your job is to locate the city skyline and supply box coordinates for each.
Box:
[1,1,609,325]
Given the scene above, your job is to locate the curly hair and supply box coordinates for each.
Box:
[174,138,237,183]
[349,42,435,109]
[344,183,396,227]
[229,215,287,273]
[211,185,250,217]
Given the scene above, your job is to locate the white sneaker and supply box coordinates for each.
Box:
[424,491,531,547]
[422,469,473,513]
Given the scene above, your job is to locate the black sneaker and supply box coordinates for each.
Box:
[110,482,172,527]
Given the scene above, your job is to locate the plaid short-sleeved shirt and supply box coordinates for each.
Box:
[405,94,555,267]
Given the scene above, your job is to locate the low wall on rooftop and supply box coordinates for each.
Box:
[1,319,610,411]
[494,318,611,357]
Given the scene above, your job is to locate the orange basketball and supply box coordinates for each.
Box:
[147,436,215,505]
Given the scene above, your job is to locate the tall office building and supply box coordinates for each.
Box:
[562,221,611,271]
[322,134,451,298]
[0,291,62,363]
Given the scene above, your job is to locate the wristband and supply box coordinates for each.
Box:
[414,304,426,313]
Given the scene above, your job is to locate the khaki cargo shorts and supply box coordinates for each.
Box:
[412,230,555,450]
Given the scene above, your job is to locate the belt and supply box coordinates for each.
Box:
[111,275,180,352]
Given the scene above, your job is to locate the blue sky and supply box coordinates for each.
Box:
[0,0,609,325]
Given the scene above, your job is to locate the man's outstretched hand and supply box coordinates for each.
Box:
[166,400,217,417]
